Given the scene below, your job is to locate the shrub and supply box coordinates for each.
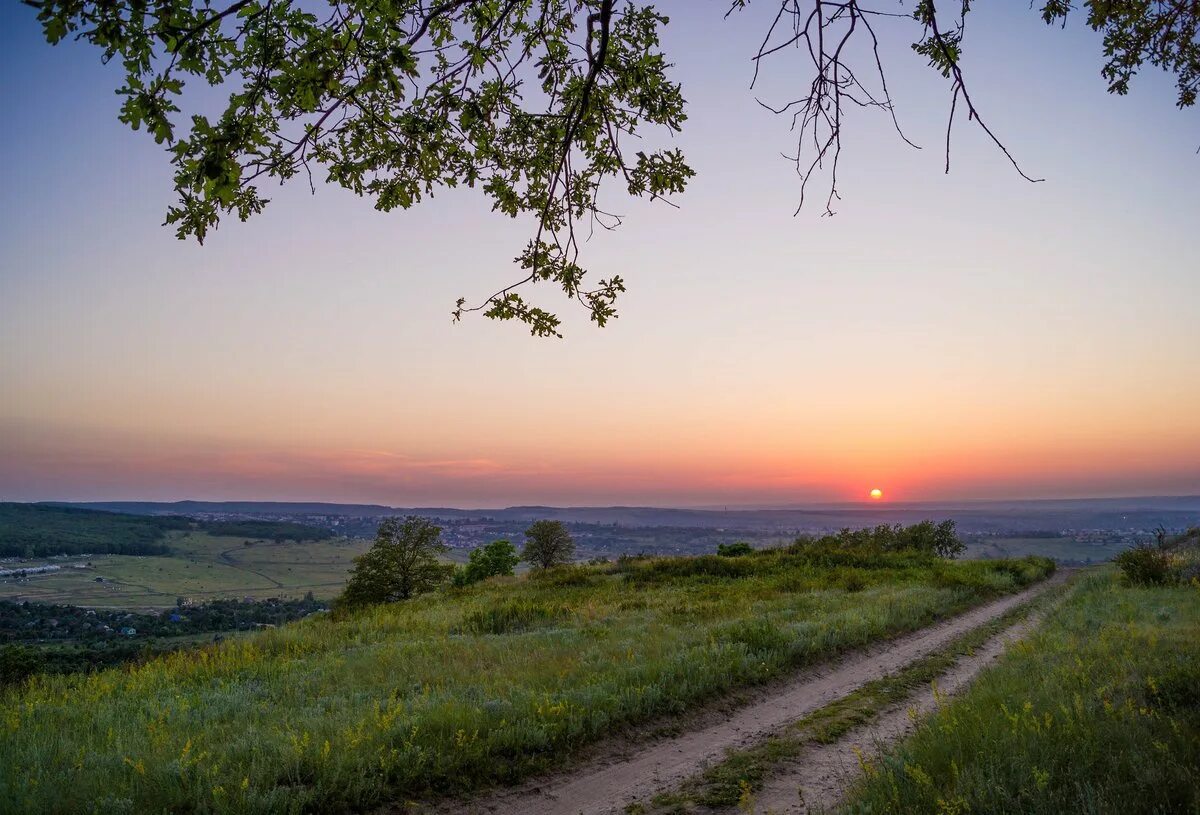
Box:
[789,520,965,559]
[1115,543,1177,586]
[839,571,868,592]
[453,540,521,587]
[717,542,754,557]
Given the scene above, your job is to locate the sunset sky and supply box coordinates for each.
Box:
[1,3,1197,506]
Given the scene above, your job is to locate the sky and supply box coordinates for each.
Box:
[1,2,1198,507]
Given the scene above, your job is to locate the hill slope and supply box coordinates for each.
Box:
[0,545,1053,813]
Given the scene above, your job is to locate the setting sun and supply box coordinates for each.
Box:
[869,488,884,500]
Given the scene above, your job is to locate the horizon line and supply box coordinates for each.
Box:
[21,493,1200,513]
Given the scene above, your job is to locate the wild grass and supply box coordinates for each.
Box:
[0,549,1053,814]
[840,567,1200,814]
[638,576,1072,813]
[0,532,371,609]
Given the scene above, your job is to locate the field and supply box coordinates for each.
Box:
[0,532,372,609]
[0,548,1053,814]
[840,567,1200,813]
[964,536,1128,563]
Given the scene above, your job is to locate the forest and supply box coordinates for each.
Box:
[0,503,333,557]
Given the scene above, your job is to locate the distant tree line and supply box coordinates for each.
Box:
[0,596,329,644]
[0,595,330,687]
[0,503,333,558]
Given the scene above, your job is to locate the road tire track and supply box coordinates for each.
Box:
[745,586,1067,814]
[444,571,1071,815]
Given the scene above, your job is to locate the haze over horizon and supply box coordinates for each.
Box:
[2,3,1198,507]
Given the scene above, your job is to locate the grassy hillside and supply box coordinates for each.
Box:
[0,547,1053,814]
[0,503,333,558]
[840,563,1200,813]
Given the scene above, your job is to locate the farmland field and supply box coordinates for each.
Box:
[0,532,373,609]
[964,536,1129,563]
[0,546,1053,814]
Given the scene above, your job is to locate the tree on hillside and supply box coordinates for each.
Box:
[337,516,447,608]
[522,520,575,569]
[453,539,521,586]
[21,1,1198,334]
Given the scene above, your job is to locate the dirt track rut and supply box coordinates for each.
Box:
[748,591,1061,813]
[461,571,1070,815]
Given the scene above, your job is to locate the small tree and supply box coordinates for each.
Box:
[522,520,575,569]
[717,542,754,557]
[337,516,447,609]
[454,540,521,587]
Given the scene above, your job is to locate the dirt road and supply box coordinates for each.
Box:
[462,571,1070,815]
[748,594,1060,813]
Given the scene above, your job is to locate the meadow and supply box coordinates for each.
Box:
[964,536,1128,564]
[840,566,1200,813]
[0,547,1053,814]
[0,532,372,609]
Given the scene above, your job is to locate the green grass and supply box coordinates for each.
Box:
[0,532,372,609]
[0,549,1053,814]
[964,537,1127,564]
[839,568,1200,814]
[639,576,1073,813]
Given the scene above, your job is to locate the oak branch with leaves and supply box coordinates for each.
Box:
[24,0,1198,335]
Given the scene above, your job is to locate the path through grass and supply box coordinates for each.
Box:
[0,549,1052,814]
[840,568,1200,814]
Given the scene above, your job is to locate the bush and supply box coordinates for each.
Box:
[839,571,868,592]
[716,542,754,557]
[1115,543,1177,586]
[789,520,965,559]
[453,540,520,587]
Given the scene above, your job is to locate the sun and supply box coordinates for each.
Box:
[869,488,884,500]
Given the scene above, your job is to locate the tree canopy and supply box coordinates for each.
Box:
[337,515,448,608]
[521,519,575,568]
[24,0,1197,334]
